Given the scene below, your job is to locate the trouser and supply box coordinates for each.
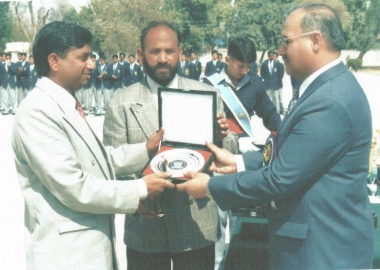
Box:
[96,86,112,113]
[0,87,3,110]
[82,87,93,111]
[17,86,24,105]
[2,85,17,113]
[127,244,215,270]
[277,87,283,112]
[266,89,280,112]
[214,200,236,270]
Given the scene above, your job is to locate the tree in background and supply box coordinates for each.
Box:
[225,0,293,62]
[0,2,13,52]
[343,0,380,59]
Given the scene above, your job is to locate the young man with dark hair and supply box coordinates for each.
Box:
[1,52,17,115]
[205,49,223,77]
[12,21,174,270]
[104,20,237,270]
[94,55,111,115]
[109,54,123,93]
[189,51,202,81]
[260,50,284,112]
[177,52,191,78]
[218,52,226,71]
[125,53,143,86]
[119,52,128,87]
[26,55,38,90]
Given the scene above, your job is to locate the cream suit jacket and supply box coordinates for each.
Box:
[12,77,144,270]
[103,76,237,253]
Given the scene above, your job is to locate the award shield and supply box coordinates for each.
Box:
[142,87,217,183]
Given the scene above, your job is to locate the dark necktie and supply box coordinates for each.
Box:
[286,89,300,116]
[75,99,86,119]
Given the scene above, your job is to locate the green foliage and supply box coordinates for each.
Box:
[226,0,293,53]
[0,2,13,51]
[343,0,380,57]
[346,57,362,71]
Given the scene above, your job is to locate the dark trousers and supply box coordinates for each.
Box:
[127,244,215,270]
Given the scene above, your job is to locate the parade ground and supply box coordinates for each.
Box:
[1,70,380,269]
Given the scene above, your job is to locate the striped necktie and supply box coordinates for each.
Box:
[286,89,300,116]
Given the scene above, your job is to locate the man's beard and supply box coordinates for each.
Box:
[143,56,179,86]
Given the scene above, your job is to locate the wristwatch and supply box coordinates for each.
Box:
[205,181,214,200]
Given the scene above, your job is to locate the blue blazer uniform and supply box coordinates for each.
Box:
[83,68,95,90]
[125,63,143,87]
[208,63,375,269]
[20,61,31,89]
[260,59,284,90]
[205,60,223,77]
[177,61,191,79]
[27,65,38,89]
[189,60,202,80]
[94,63,111,90]
[2,62,17,88]
[108,63,123,90]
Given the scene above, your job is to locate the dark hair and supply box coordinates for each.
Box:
[218,53,223,57]
[5,52,11,57]
[140,21,181,51]
[128,54,135,58]
[119,52,126,57]
[182,52,188,57]
[100,55,106,60]
[90,53,96,58]
[211,50,218,55]
[112,54,118,59]
[267,50,276,56]
[33,21,92,77]
[285,4,345,51]
[228,37,257,63]
[29,55,34,58]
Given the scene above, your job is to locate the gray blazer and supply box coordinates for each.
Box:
[12,77,143,270]
[209,63,375,269]
[103,76,236,252]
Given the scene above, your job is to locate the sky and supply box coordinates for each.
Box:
[0,0,90,11]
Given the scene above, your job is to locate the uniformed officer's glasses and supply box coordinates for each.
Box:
[280,30,322,49]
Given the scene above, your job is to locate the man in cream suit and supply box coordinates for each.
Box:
[12,21,174,270]
[103,21,237,269]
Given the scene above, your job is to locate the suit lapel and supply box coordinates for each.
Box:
[63,114,112,179]
[130,80,159,139]
[278,62,347,132]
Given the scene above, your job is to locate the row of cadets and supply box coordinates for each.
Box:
[205,49,224,77]
[119,53,144,87]
[0,53,17,114]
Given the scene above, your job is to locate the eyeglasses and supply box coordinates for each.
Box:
[280,31,322,49]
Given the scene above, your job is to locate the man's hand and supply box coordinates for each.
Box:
[143,171,174,198]
[217,114,229,141]
[207,141,237,174]
[137,200,164,218]
[176,171,210,198]
[146,128,165,154]
[112,74,117,79]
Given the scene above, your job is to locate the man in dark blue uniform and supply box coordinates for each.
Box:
[218,53,226,71]
[189,51,202,81]
[94,55,111,115]
[1,53,18,115]
[205,50,223,77]
[20,52,30,102]
[108,54,123,94]
[204,37,280,269]
[260,50,284,112]
[25,55,38,93]
[125,54,143,87]
[119,52,128,87]
[177,52,191,78]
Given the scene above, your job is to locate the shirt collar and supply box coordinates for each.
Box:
[36,77,77,111]
[147,75,179,105]
[299,58,341,98]
[220,68,250,91]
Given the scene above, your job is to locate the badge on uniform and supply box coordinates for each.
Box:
[262,131,278,167]
[216,68,220,71]
[34,72,37,76]
[134,71,138,76]
[117,69,120,74]
[185,68,189,76]
[274,68,277,73]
